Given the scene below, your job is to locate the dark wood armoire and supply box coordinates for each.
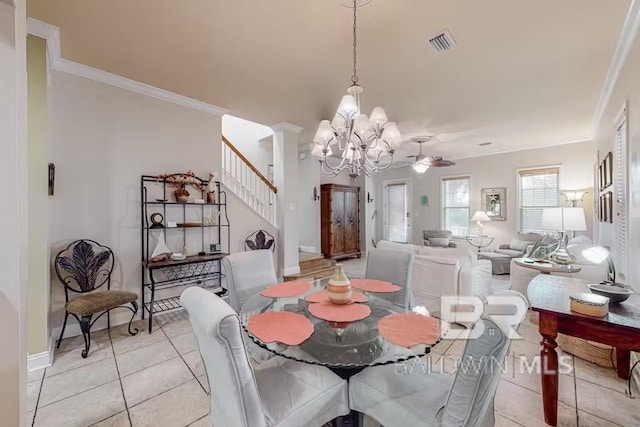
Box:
[321,184,361,259]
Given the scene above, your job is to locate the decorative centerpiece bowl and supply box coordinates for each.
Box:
[587,283,632,304]
[326,263,352,305]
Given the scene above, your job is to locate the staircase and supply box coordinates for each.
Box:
[284,252,336,282]
[222,136,277,226]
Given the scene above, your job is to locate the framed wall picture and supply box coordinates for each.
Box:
[599,163,605,191]
[605,191,613,223]
[481,187,506,221]
[599,194,605,222]
[604,152,613,188]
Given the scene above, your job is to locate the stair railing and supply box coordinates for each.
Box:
[221,136,277,226]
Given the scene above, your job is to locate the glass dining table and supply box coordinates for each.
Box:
[239,278,442,376]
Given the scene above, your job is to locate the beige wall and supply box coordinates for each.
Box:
[27,34,50,355]
[48,70,222,331]
[0,0,28,424]
[593,30,640,290]
[373,141,596,248]
[48,70,276,334]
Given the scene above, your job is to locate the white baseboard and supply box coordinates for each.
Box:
[27,336,54,372]
[50,310,141,343]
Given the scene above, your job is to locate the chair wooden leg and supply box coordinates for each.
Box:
[57,311,70,348]
[79,315,93,359]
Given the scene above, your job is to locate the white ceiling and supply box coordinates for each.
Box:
[28,0,630,159]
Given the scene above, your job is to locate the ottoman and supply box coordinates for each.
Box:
[477,252,512,275]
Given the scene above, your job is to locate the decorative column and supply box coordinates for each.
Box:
[271,122,303,277]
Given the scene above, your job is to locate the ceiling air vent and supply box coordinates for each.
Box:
[428,30,456,53]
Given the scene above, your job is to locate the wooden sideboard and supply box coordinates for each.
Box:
[321,184,361,260]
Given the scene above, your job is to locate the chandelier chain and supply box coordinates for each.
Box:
[352,1,358,86]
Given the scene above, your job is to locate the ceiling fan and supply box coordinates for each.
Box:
[406,136,455,173]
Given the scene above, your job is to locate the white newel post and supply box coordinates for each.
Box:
[271,122,302,277]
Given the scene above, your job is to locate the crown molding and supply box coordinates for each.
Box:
[26,18,229,117]
[591,0,640,135]
[271,122,304,134]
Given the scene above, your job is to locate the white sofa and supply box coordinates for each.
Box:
[375,240,493,317]
[510,243,610,300]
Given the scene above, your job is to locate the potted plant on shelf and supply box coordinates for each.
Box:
[154,171,204,203]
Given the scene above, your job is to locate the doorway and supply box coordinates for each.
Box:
[383,180,411,243]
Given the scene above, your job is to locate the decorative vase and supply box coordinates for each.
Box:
[174,188,190,203]
[206,191,215,203]
[326,263,352,305]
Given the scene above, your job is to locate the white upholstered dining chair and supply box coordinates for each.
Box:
[222,249,278,312]
[365,247,412,309]
[180,287,350,427]
[349,316,511,427]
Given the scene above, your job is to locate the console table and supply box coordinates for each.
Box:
[527,275,640,426]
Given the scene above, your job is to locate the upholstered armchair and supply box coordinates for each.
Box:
[423,230,457,248]
[55,240,138,358]
[406,253,492,321]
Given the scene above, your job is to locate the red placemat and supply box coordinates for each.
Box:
[305,290,369,304]
[377,313,441,348]
[260,281,311,298]
[247,311,314,346]
[308,302,371,322]
[350,278,401,293]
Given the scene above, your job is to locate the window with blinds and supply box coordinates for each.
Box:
[615,114,628,276]
[442,176,470,236]
[386,183,408,243]
[519,168,559,232]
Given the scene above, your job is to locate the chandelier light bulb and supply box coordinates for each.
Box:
[353,114,370,134]
[313,120,336,145]
[337,95,359,119]
[412,162,430,174]
[370,107,388,125]
[311,143,332,157]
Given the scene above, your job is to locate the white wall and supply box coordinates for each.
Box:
[48,70,274,332]
[594,29,640,290]
[373,141,596,248]
[0,0,28,424]
[297,147,321,252]
[222,114,273,178]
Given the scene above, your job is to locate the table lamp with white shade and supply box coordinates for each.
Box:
[470,211,492,236]
[540,207,587,265]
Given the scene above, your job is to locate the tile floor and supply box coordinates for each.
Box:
[28,258,640,426]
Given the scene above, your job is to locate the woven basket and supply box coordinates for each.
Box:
[557,334,616,368]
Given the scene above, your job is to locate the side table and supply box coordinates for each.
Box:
[465,235,494,252]
[528,275,640,426]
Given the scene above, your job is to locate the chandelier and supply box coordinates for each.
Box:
[312,0,404,178]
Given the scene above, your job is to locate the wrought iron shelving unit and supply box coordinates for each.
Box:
[140,174,230,332]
